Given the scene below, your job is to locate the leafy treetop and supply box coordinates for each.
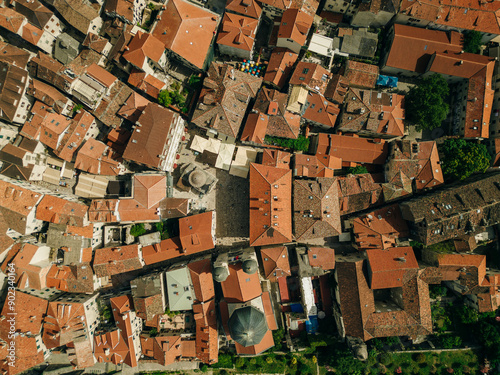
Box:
[439,138,490,181]
[405,74,449,131]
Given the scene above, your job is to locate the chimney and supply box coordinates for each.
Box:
[459,60,464,65]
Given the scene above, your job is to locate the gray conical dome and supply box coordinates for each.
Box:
[242,259,258,274]
[213,266,229,282]
[189,170,207,188]
[228,306,268,347]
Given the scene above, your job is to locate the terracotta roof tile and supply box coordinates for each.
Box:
[152,0,220,70]
[226,0,262,19]
[192,62,262,138]
[307,246,335,270]
[122,102,182,170]
[0,290,48,340]
[128,70,166,99]
[74,138,121,175]
[117,92,150,123]
[384,24,462,73]
[261,149,291,169]
[93,244,143,277]
[294,153,341,178]
[260,246,291,281]
[249,163,292,246]
[217,13,258,52]
[263,48,298,89]
[366,247,418,289]
[188,259,215,303]
[352,204,409,250]
[338,88,405,137]
[123,31,165,69]
[399,0,500,35]
[315,133,389,165]
[293,178,341,240]
[179,211,215,253]
[36,195,88,226]
[221,263,262,302]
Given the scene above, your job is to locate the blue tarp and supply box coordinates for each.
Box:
[291,303,304,313]
[376,74,398,88]
[306,316,319,334]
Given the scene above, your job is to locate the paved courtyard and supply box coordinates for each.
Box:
[215,168,250,246]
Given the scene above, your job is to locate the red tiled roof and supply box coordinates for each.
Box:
[54,110,96,162]
[93,244,143,277]
[428,51,494,139]
[341,60,379,89]
[0,242,50,290]
[315,133,389,165]
[75,138,121,175]
[86,64,117,88]
[123,31,165,69]
[141,236,185,265]
[384,24,462,73]
[36,194,88,226]
[366,247,418,289]
[290,62,331,94]
[0,7,25,33]
[179,212,215,253]
[308,247,335,270]
[122,102,180,170]
[352,204,409,251]
[294,153,341,178]
[188,259,215,303]
[0,335,45,375]
[217,13,258,52]
[225,0,262,19]
[263,48,298,89]
[249,163,292,246]
[277,8,312,46]
[399,0,500,35]
[261,149,291,169]
[117,92,150,123]
[128,70,166,99]
[260,246,291,281]
[221,263,262,302]
[152,0,220,70]
[0,290,48,340]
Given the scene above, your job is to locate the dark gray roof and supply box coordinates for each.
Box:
[228,306,268,347]
[242,259,258,274]
[213,266,229,282]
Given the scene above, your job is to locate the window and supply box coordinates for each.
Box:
[302,68,309,74]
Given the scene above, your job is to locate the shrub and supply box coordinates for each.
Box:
[200,365,208,372]
[72,104,83,112]
[264,135,310,152]
[130,223,146,237]
[463,30,483,54]
[158,90,172,107]
[249,358,257,365]
[379,353,392,366]
[414,353,426,364]
[235,357,245,368]
[348,166,368,175]
[266,357,273,364]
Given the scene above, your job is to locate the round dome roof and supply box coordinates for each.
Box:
[213,266,229,282]
[188,170,207,188]
[228,306,268,347]
[242,259,258,274]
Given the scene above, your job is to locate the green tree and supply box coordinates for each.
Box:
[273,328,285,350]
[158,90,172,107]
[456,305,478,324]
[235,357,245,368]
[405,74,449,131]
[200,364,208,372]
[170,90,185,106]
[348,166,368,175]
[439,138,490,180]
[130,223,146,237]
[463,30,483,54]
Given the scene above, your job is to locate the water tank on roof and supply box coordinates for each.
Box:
[188,169,207,188]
